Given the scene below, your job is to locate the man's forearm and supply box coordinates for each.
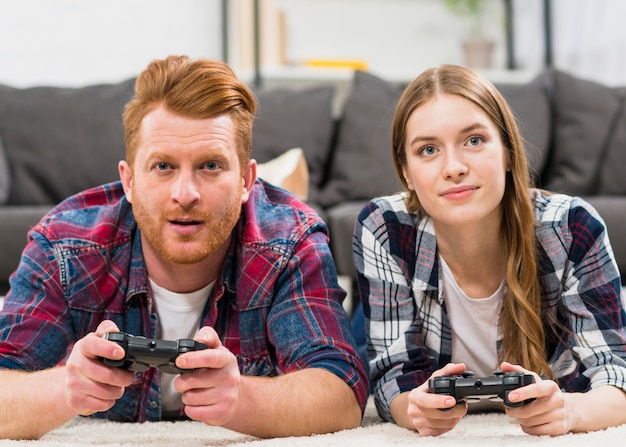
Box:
[0,368,77,440]
[222,368,362,438]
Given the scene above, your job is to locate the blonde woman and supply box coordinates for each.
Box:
[353,65,626,436]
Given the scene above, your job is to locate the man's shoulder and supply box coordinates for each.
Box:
[33,181,134,244]
[245,180,327,236]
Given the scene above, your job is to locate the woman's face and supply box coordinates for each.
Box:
[402,93,509,231]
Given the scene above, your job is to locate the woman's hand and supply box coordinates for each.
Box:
[500,361,575,436]
[404,362,468,436]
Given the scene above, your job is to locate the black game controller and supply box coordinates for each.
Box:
[428,370,536,408]
[102,332,208,374]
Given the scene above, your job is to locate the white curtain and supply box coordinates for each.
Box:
[514,0,626,86]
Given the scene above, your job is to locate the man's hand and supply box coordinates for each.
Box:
[403,362,468,436]
[64,320,133,416]
[173,326,241,426]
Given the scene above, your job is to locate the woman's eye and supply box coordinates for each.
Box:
[419,145,438,156]
[467,136,483,146]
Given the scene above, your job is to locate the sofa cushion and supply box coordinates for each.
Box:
[0,136,9,204]
[0,78,135,205]
[495,70,553,185]
[256,147,309,201]
[318,71,404,208]
[543,70,621,195]
[597,88,626,195]
[252,86,335,203]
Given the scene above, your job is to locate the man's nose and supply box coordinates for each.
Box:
[171,172,201,207]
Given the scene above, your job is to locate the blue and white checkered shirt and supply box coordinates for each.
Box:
[354,189,626,421]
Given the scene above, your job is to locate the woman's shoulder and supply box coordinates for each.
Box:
[358,193,419,226]
[531,189,605,231]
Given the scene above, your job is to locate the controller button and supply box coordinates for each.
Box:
[504,376,520,385]
[435,378,451,389]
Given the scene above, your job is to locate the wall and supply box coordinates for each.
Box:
[0,0,221,87]
[0,0,624,88]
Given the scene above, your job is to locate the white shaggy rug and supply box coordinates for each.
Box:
[1,397,625,447]
[1,298,626,446]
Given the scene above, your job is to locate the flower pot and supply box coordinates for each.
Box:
[462,37,495,69]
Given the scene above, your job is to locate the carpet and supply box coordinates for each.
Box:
[2,397,625,447]
[1,299,626,446]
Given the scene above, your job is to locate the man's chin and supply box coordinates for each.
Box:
[157,244,214,265]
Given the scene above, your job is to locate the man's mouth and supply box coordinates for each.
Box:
[171,219,201,226]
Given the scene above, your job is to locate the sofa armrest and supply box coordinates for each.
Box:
[0,205,53,286]
[583,196,626,284]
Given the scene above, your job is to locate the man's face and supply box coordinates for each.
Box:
[120,106,254,265]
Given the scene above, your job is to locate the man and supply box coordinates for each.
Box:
[0,55,368,440]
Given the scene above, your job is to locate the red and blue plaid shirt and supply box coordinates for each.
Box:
[354,190,626,422]
[0,180,368,421]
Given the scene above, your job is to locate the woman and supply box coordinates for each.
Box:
[353,65,626,436]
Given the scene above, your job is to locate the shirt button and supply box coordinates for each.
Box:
[150,401,158,408]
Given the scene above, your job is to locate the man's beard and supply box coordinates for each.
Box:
[131,187,242,265]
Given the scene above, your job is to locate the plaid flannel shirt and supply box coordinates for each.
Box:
[353,189,626,421]
[0,180,368,421]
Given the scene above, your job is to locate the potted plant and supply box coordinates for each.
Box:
[443,0,495,69]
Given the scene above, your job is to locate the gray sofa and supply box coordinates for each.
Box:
[1,68,625,298]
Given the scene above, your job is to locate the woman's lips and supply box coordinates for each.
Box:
[441,186,478,200]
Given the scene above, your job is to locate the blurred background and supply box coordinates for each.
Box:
[0,0,624,88]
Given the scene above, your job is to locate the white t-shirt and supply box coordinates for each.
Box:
[149,278,214,418]
[440,255,505,378]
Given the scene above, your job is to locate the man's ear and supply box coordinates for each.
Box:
[241,159,257,204]
[118,160,134,203]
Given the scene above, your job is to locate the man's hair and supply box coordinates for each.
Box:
[123,55,257,168]
[391,64,553,379]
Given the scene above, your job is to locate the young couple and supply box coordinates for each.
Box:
[0,56,623,440]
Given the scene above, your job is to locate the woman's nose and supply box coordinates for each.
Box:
[442,149,468,179]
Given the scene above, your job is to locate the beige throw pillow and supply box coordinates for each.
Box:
[256,148,309,201]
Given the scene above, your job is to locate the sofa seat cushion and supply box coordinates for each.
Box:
[0,78,135,205]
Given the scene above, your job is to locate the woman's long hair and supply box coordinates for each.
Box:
[391,65,553,378]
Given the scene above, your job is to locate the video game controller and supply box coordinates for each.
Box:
[102,332,208,374]
[428,370,536,408]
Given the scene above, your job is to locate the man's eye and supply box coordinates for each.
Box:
[156,162,170,171]
[205,162,220,171]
